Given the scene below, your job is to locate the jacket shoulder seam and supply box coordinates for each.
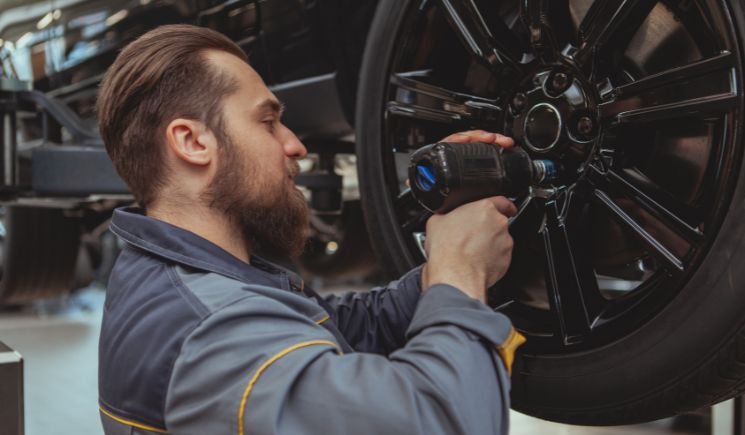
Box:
[166,265,210,318]
[99,399,168,433]
[100,406,169,434]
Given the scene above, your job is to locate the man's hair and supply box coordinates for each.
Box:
[97,24,248,208]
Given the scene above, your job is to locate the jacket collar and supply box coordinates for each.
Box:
[109,207,303,291]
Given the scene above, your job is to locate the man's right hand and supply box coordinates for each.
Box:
[422,196,517,304]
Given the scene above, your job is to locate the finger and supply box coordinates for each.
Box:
[440,130,517,149]
[441,130,496,143]
[494,134,515,148]
[440,132,475,143]
[484,196,519,217]
[465,130,497,143]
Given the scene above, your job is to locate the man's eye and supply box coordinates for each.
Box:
[263,119,276,131]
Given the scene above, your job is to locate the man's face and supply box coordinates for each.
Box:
[202,51,309,258]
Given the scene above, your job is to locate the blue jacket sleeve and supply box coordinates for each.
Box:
[314,266,423,355]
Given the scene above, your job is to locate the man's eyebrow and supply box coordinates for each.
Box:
[256,99,286,116]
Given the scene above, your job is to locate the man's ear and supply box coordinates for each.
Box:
[164,118,217,166]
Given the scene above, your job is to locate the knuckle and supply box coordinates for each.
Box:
[495,212,509,226]
[505,235,514,250]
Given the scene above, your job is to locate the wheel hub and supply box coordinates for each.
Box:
[505,68,600,179]
[524,103,562,152]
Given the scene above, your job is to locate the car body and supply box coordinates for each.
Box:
[0,0,375,144]
[0,0,380,303]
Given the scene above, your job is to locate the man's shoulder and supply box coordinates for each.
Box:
[107,245,321,317]
[168,262,327,323]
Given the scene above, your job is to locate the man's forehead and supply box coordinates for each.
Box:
[203,49,253,75]
[203,49,268,97]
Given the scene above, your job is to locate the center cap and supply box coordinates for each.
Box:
[524,103,562,152]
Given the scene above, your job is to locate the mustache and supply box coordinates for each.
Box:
[287,160,301,178]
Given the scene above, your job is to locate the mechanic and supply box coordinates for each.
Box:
[97,24,524,435]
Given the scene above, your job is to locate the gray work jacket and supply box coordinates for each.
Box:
[98,207,522,435]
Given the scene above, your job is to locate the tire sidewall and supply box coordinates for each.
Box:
[357,0,420,276]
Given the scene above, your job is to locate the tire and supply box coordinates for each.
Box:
[0,206,82,305]
[357,0,745,425]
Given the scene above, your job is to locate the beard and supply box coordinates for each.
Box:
[203,138,309,259]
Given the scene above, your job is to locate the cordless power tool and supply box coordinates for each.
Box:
[409,142,557,214]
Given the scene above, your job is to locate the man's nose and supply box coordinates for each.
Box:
[282,126,307,159]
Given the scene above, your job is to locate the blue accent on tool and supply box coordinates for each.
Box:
[539,160,557,181]
[416,164,437,192]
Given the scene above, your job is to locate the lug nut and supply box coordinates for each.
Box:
[577,116,594,136]
[551,72,570,93]
[512,93,527,112]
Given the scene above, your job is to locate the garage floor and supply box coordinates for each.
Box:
[0,286,715,435]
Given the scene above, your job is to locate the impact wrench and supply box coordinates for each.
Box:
[409,142,558,214]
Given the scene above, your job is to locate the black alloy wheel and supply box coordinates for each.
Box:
[357,0,745,425]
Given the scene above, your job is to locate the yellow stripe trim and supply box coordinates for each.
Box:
[99,406,168,434]
[497,328,526,376]
[315,315,330,325]
[238,340,341,435]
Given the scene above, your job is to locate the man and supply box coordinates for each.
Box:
[97,24,523,435]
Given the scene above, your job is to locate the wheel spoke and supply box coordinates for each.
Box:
[520,0,560,63]
[601,94,737,126]
[593,189,684,273]
[396,188,432,233]
[508,194,546,240]
[541,192,604,345]
[588,166,703,246]
[610,52,735,100]
[437,0,525,72]
[388,73,503,125]
[599,53,738,126]
[574,0,658,70]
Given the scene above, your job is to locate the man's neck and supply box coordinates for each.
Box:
[147,204,251,264]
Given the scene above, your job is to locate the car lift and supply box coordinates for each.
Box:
[1,77,348,212]
[0,77,128,199]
